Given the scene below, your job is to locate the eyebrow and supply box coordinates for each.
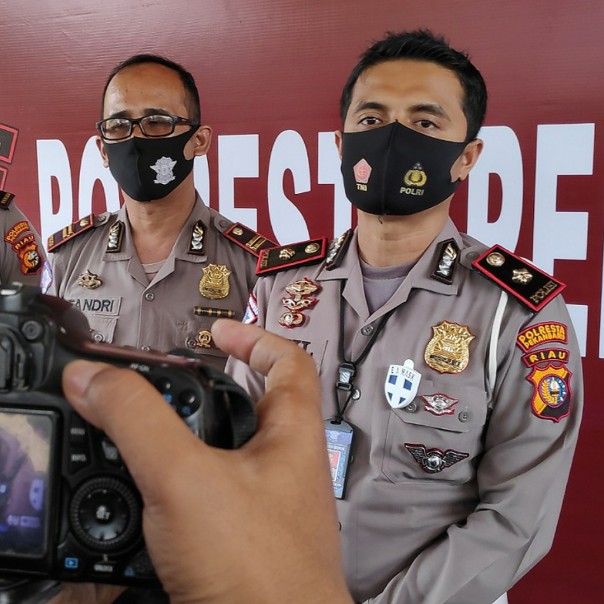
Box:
[410,103,451,120]
[352,100,451,121]
[107,108,172,119]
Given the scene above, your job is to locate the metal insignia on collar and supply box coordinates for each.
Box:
[189,220,205,255]
[424,321,475,374]
[106,221,124,253]
[421,393,459,416]
[431,239,459,284]
[404,444,469,473]
[325,230,353,269]
[512,268,533,284]
[76,269,103,289]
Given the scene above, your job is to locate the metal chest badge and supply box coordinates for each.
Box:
[278,277,321,328]
[384,359,421,409]
[76,269,103,289]
[199,264,231,300]
[424,321,475,374]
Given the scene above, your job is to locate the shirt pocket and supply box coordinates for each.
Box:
[86,315,118,344]
[381,379,488,485]
[175,320,228,367]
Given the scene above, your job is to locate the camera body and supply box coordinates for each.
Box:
[0,284,256,588]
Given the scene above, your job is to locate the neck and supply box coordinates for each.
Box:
[356,201,451,267]
[124,177,197,264]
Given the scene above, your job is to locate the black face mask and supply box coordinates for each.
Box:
[103,129,197,202]
[340,121,467,216]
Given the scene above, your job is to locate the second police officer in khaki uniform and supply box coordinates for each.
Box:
[228,31,583,604]
[0,190,48,287]
[46,55,274,371]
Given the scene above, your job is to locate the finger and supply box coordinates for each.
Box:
[212,320,324,435]
[62,360,204,498]
[212,319,319,397]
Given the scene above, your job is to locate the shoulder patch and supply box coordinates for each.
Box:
[0,190,15,209]
[256,237,328,276]
[47,213,104,252]
[223,222,277,258]
[472,244,566,311]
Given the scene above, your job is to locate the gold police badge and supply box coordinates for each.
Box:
[424,321,475,374]
[199,264,231,299]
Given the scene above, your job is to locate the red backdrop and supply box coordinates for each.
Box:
[2,1,602,600]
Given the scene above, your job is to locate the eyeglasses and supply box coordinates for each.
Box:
[96,114,199,141]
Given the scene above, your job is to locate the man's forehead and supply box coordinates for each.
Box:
[349,60,464,111]
[104,65,188,113]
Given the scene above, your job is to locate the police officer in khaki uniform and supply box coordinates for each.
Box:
[0,190,48,286]
[47,55,274,371]
[229,31,583,604]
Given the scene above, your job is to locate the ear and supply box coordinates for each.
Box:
[334,130,343,160]
[192,125,212,157]
[96,136,109,168]
[451,138,483,182]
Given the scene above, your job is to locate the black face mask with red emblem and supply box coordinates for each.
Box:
[340,121,467,216]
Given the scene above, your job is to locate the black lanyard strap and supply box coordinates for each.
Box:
[333,280,396,421]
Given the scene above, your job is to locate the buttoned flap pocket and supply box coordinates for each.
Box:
[175,320,228,365]
[381,380,488,485]
[86,315,118,344]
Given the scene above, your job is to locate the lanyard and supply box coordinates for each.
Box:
[333,280,396,422]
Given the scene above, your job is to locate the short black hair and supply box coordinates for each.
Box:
[100,54,201,123]
[340,30,487,142]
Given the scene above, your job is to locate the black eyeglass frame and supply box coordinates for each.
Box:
[96,114,200,142]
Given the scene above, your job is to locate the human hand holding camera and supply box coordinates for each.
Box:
[55,320,352,604]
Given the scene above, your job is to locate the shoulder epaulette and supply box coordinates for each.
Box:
[47,213,102,252]
[472,244,566,312]
[256,237,328,276]
[0,190,15,209]
[223,222,277,258]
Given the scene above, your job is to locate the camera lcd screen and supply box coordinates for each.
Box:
[0,410,55,559]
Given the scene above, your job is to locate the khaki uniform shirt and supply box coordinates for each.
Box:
[228,219,583,604]
[47,198,258,370]
[0,200,47,286]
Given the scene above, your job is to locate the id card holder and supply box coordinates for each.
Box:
[324,418,354,499]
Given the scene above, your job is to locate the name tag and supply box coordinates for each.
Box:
[69,297,121,316]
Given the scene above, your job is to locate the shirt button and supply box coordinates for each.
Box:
[144,292,155,301]
[458,410,470,422]
[361,325,374,336]
[141,345,151,352]
[92,333,104,343]
[404,402,417,413]
[352,388,361,400]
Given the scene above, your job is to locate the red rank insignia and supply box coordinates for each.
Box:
[526,362,572,422]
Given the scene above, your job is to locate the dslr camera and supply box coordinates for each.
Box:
[0,284,256,591]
